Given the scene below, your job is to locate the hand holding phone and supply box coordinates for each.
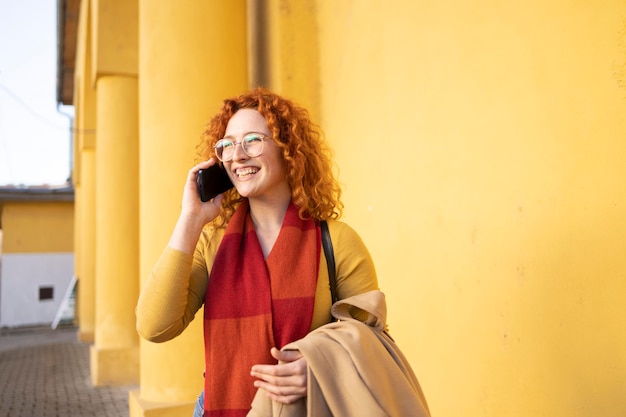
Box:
[196,164,234,202]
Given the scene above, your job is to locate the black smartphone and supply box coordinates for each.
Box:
[196,164,234,202]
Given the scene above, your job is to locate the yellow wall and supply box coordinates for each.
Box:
[2,202,74,253]
[0,200,75,327]
[315,2,626,416]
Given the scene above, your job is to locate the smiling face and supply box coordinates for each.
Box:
[222,109,291,203]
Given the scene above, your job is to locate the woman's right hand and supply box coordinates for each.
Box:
[168,158,227,254]
[181,159,225,221]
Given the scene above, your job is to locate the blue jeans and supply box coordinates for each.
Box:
[193,390,204,417]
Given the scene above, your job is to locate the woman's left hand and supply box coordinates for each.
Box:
[250,347,307,404]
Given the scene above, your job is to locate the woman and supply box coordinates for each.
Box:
[136,88,379,417]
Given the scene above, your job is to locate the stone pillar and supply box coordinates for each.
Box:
[88,0,140,386]
[91,74,139,385]
[74,149,96,344]
[130,1,247,415]
[73,0,97,343]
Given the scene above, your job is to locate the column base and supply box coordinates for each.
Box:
[129,390,195,417]
[90,345,139,386]
[78,329,94,343]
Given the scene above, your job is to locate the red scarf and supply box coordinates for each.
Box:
[203,200,320,416]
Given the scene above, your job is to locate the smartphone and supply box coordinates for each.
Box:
[196,164,234,202]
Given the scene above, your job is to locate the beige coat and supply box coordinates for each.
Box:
[247,290,431,417]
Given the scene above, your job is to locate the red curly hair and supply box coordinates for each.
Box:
[197,88,343,224]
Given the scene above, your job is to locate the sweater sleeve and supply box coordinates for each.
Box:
[136,226,222,343]
[332,221,379,298]
[310,220,379,329]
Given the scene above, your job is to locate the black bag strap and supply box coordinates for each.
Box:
[320,220,338,305]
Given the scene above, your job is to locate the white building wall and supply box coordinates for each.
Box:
[0,253,74,327]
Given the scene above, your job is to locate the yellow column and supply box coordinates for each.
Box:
[91,75,139,385]
[89,0,140,386]
[76,149,96,343]
[73,148,96,343]
[73,0,97,343]
[130,1,247,415]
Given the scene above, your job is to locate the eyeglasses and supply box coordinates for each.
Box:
[213,133,271,162]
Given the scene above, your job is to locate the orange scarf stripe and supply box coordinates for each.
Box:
[203,200,320,416]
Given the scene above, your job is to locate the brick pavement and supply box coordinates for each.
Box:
[0,326,137,417]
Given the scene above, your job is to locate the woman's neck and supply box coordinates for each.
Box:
[248,194,292,258]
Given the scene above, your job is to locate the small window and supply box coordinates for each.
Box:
[39,286,54,301]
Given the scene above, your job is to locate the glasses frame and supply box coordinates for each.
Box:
[213,132,272,162]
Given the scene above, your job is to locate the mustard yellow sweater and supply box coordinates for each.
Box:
[136,219,379,343]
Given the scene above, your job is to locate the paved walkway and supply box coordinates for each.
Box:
[0,325,137,417]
